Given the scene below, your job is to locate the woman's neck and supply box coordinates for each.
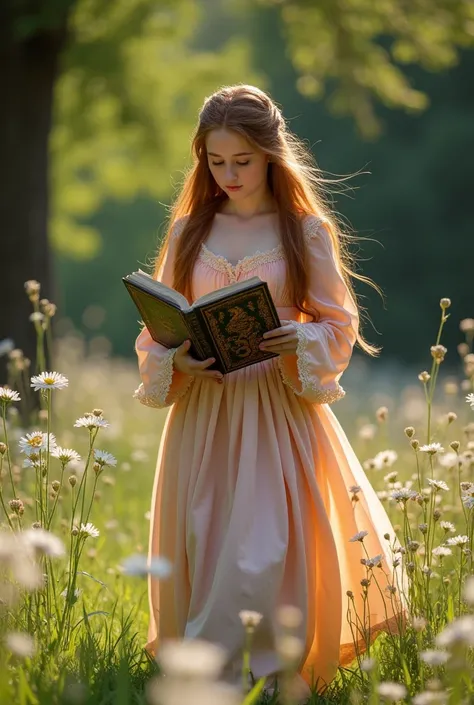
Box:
[219,189,277,220]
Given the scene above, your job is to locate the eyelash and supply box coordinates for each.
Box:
[211,161,250,167]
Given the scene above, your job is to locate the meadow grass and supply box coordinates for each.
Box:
[1,288,474,705]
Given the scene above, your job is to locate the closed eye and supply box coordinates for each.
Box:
[211,161,250,167]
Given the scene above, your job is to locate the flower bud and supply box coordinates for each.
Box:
[404,426,415,438]
[51,480,60,492]
[411,439,420,451]
[418,371,431,383]
[430,345,447,364]
[0,442,7,455]
[450,441,460,453]
[440,298,451,310]
[447,412,457,424]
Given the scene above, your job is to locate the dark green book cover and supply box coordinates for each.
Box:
[123,272,281,374]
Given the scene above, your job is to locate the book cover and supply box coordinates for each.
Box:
[123,273,281,374]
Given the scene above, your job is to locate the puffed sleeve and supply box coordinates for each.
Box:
[133,219,194,409]
[277,215,359,404]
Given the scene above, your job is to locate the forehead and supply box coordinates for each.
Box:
[205,128,254,156]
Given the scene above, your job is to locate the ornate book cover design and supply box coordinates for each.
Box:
[198,286,281,373]
[123,275,281,374]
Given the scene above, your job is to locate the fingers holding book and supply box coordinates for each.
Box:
[173,340,224,383]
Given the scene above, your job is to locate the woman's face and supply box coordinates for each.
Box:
[205,128,269,202]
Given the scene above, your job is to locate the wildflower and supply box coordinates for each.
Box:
[68,475,77,487]
[276,605,303,629]
[361,554,383,569]
[420,650,450,666]
[432,546,452,558]
[462,496,474,510]
[275,634,304,668]
[463,575,474,605]
[439,298,451,310]
[439,521,455,533]
[391,488,417,503]
[385,585,397,595]
[404,426,415,438]
[467,393,474,410]
[30,371,68,392]
[0,442,7,455]
[358,424,376,440]
[157,638,227,679]
[413,692,448,705]
[427,479,449,492]
[430,345,447,364]
[0,387,21,404]
[19,432,57,455]
[6,632,35,658]
[349,530,368,543]
[93,450,117,467]
[436,615,474,647]
[360,657,376,672]
[460,318,474,333]
[384,471,398,484]
[51,447,81,465]
[376,406,389,422]
[377,682,407,701]
[74,415,109,429]
[22,529,65,558]
[433,509,442,521]
[121,554,172,578]
[420,443,444,455]
[374,449,398,468]
[79,523,99,539]
[438,452,458,468]
[9,499,24,515]
[446,535,469,547]
[447,412,457,424]
[418,523,428,534]
[407,540,420,553]
[239,610,263,630]
[349,485,361,495]
[411,439,420,451]
[419,371,431,383]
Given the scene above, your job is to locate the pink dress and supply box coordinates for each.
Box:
[134,214,404,689]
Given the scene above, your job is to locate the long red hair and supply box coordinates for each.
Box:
[154,84,380,356]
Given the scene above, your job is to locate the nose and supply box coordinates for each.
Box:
[225,164,237,182]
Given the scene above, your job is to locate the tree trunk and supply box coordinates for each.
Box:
[0,14,68,384]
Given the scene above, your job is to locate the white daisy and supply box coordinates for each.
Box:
[439,521,455,533]
[79,522,100,539]
[432,546,452,558]
[374,449,398,469]
[419,649,450,666]
[446,535,470,547]
[377,682,407,701]
[51,447,81,465]
[436,615,474,647]
[419,443,444,455]
[93,449,117,467]
[30,371,68,391]
[427,478,449,492]
[466,393,474,410]
[391,488,417,503]
[74,415,109,430]
[22,528,65,558]
[6,632,35,658]
[239,610,263,628]
[349,530,368,543]
[121,554,172,578]
[0,387,21,403]
[19,432,57,455]
[438,452,458,468]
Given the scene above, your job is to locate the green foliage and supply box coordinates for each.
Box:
[265,0,474,137]
[51,0,261,259]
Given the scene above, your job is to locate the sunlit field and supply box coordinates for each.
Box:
[1,285,474,705]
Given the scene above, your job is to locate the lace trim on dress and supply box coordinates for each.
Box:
[278,322,346,405]
[198,216,325,281]
[133,348,193,409]
[199,243,285,283]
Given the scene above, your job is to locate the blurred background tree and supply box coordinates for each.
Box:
[1,0,473,373]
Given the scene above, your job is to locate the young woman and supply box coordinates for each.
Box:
[134,84,404,692]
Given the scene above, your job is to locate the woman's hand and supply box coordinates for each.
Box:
[258,320,299,357]
[173,340,223,383]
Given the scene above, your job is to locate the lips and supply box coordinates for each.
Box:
[226,186,242,191]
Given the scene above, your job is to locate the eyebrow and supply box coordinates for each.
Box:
[207,152,254,157]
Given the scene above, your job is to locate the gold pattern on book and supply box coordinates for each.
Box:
[203,289,278,371]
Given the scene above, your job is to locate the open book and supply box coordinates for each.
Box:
[123,270,281,374]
